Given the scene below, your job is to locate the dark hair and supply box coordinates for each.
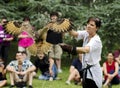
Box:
[21,51,27,55]
[1,16,7,20]
[50,12,59,17]
[23,16,30,21]
[16,51,27,55]
[16,51,23,56]
[107,51,114,57]
[87,17,101,28]
[1,16,8,24]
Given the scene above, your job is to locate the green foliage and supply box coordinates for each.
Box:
[0,0,120,62]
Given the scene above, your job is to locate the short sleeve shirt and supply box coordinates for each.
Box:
[46,30,63,44]
[76,30,102,88]
[8,60,33,72]
[34,56,49,74]
[71,58,82,71]
[18,31,34,48]
[77,30,102,66]
[0,25,13,45]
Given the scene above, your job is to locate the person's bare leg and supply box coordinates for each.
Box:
[0,80,7,87]
[23,74,27,82]
[66,69,78,84]
[28,72,33,86]
[9,73,15,85]
[103,79,111,87]
[68,69,78,81]
[74,70,80,81]
[56,59,62,73]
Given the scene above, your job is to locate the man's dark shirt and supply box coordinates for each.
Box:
[46,30,62,44]
[34,56,50,75]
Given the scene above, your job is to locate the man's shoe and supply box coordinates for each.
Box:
[21,81,27,87]
[49,77,53,81]
[58,69,62,73]
[55,77,62,80]
[9,85,15,88]
[66,81,71,85]
[28,85,33,88]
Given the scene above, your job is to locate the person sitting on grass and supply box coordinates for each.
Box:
[0,58,7,87]
[6,51,36,88]
[103,52,119,88]
[34,51,58,81]
[113,48,120,79]
[66,54,82,85]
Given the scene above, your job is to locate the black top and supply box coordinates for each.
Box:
[34,56,50,75]
[71,58,82,72]
[46,30,62,44]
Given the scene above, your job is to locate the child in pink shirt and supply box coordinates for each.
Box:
[18,21,35,59]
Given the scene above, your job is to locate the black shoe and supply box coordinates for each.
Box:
[10,85,15,88]
[21,81,27,87]
[74,79,81,85]
[15,82,21,87]
[15,81,27,87]
[28,85,33,88]
[74,81,78,85]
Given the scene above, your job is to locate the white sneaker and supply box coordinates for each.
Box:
[23,87,26,88]
[66,81,71,85]
[58,69,62,73]
[55,77,62,80]
[49,77,53,81]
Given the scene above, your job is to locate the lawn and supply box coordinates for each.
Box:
[3,42,120,88]
[3,67,120,88]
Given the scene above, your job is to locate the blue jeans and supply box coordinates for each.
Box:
[38,64,58,80]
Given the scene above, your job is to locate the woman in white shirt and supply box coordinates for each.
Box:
[61,17,102,88]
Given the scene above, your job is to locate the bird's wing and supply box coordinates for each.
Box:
[5,21,22,35]
[50,18,72,32]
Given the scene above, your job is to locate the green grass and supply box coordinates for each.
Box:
[3,67,120,88]
[32,67,83,88]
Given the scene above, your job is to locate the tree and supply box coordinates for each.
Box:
[0,0,120,62]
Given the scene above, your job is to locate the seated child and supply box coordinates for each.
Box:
[34,51,58,81]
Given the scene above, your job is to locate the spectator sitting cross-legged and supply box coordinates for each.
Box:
[6,51,36,88]
[103,52,119,88]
